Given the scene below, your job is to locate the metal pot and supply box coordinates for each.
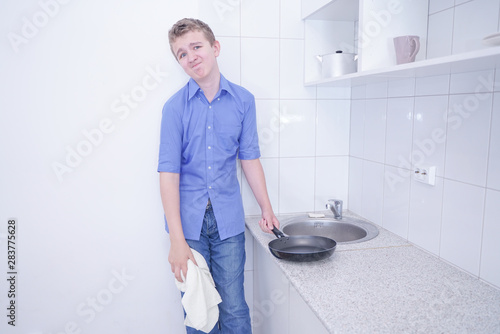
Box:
[316,50,357,78]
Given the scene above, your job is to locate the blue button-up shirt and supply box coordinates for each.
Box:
[158,74,260,240]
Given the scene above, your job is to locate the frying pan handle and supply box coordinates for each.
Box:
[272,227,285,239]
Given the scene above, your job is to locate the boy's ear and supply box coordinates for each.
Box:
[213,40,221,57]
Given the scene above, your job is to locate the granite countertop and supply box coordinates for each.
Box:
[245,211,500,334]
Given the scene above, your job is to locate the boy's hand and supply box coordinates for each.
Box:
[258,212,279,234]
[169,238,197,282]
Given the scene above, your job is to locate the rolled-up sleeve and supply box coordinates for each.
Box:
[158,101,183,173]
[238,97,260,160]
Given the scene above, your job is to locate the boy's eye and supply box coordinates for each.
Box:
[194,45,201,50]
[179,53,187,59]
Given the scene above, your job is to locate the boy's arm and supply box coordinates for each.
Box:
[240,158,280,233]
[159,172,197,282]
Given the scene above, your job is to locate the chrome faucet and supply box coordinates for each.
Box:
[326,199,343,220]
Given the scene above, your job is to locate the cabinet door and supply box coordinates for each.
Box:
[252,240,290,334]
[302,0,332,18]
[289,285,329,334]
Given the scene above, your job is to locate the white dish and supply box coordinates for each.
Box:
[482,32,500,46]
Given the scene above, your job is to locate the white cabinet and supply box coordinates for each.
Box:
[252,239,329,334]
[304,0,428,83]
[302,0,500,87]
[358,0,428,71]
[302,0,358,21]
[289,285,329,334]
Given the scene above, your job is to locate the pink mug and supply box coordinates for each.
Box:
[393,35,420,65]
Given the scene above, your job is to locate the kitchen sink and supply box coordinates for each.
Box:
[282,217,379,244]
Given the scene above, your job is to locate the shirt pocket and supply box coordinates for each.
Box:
[217,123,242,153]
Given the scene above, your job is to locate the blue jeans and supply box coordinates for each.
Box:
[184,202,251,334]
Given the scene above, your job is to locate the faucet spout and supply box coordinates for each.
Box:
[326,199,343,220]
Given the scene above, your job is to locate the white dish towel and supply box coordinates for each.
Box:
[175,249,222,333]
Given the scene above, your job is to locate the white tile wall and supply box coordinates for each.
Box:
[452,0,500,54]
[316,100,350,156]
[280,39,316,99]
[427,8,454,59]
[449,70,495,94]
[385,97,414,167]
[362,99,386,163]
[241,0,280,38]
[280,0,304,39]
[199,0,240,37]
[408,176,444,256]
[217,37,241,84]
[487,93,500,191]
[441,180,485,276]
[412,96,448,177]
[352,84,366,99]
[495,68,500,92]
[256,99,280,158]
[237,0,500,298]
[241,38,280,99]
[361,160,385,225]
[388,78,416,98]
[415,74,450,96]
[365,81,388,99]
[444,93,492,186]
[480,189,500,288]
[350,46,500,288]
[427,0,500,58]
[429,0,454,14]
[279,157,315,213]
[348,157,364,214]
[279,100,316,157]
[237,0,350,223]
[349,99,365,158]
[242,158,280,216]
[317,85,351,99]
[315,156,349,211]
[383,166,411,238]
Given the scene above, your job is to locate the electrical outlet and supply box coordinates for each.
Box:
[413,166,436,185]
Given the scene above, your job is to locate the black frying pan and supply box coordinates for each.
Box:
[268,227,337,262]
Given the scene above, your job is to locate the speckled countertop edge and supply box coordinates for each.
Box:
[246,211,500,334]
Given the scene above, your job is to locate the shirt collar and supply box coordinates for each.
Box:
[188,78,201,100]
[187,74,234,101]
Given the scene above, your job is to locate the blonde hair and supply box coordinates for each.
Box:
[168,18,216,58]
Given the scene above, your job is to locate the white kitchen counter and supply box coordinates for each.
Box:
[245,211,500,334]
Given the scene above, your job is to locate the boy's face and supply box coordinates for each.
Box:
[172,30,220,82]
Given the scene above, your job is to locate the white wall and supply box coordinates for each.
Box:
[348,0,500,289]
[0,1,198,333]
[0,0,351,333]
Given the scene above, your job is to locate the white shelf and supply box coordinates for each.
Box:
[305,47,500,87]
[302,0,358,21]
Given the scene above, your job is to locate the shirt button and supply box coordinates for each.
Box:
[209,105,212,109]
[217,98,220,101]
[208,166,212,170]
[208,146,211,150]
[209,186,212,189]
[208,125,211,129]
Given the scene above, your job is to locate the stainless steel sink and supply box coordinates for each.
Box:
[282,217,379,244]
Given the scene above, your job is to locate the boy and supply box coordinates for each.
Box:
[158,18,279,333]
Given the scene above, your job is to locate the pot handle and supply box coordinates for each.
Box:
[272,227,286,239]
